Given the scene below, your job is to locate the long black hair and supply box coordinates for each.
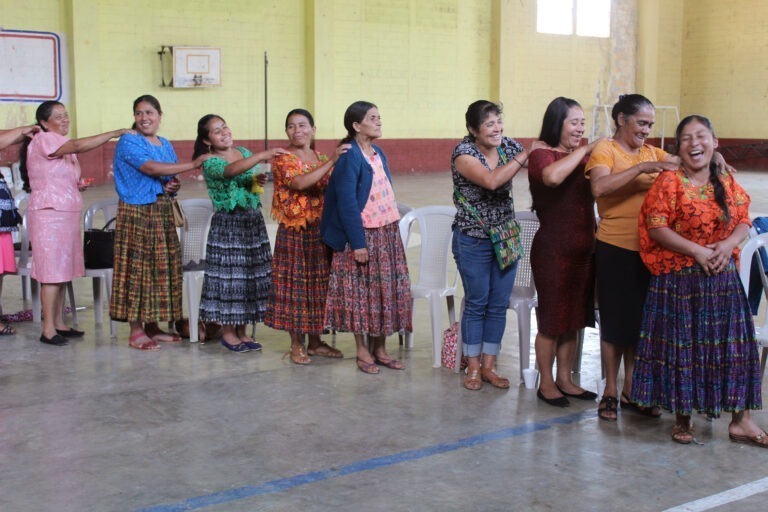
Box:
[192,114,223,159]
[340,101,377,145]
[538,97,581,148]
[18,100,63,192]
[675,114,730,223]
[285,108,316,150]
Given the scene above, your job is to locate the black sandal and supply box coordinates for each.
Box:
[621,392,662,418]
[598,396,618,421]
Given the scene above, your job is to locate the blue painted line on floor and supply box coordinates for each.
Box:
[135,410,594,512]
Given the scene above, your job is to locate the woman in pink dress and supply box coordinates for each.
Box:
[0,125,39,336]
[19,101,130,346]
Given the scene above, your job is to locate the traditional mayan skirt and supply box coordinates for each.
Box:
[199,208,271,325]
[265,221,330,335]
[324,222,412,337]
[110,197,183,323]
[0,232,17,274]
[631,262,762,418]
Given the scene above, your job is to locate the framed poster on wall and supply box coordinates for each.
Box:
[172,46,221,88]
[0,29,66,102]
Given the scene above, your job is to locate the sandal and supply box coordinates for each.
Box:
[307,341,343,358]
[151,332,182,343]
[0,323,16,336]
[481,367,510,389]
[356,357,380,375]
[284,344,310,365]
[621,392,662,417]
[464,367,482,391]
[728,430,768,449]
[374,356,405,370]
[598,396,618,421]
[129,332,160,351]
[672,423,694,445]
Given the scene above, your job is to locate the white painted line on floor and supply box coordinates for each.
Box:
[663,476,768,512]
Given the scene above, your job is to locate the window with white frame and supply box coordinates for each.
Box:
[537,0,611,38]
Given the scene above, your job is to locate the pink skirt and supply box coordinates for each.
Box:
[28,209,84,283]
[0,232,16,274]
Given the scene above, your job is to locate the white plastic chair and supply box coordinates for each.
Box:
[507,211,540,382]
[83,198,120,338]
[398,205,459,368]
[178,198,214,343]
[739,231,768,376]
[16,213,77,324]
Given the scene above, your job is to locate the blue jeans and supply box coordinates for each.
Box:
[452,228,518,357]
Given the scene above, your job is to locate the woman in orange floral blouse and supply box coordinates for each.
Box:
[265,109,350,364]
[632,115,764,447]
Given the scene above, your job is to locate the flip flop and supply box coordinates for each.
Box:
[356,358,380,374]
[729,431,768,448]
[129,333,160,351]
[598,396,618,421]
[0,323,16,335]
[374,357,405,370]
[621,393,662,417]
[307,341,343,358]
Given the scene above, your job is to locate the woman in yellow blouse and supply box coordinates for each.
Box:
[265,109,349,364]
[192,114,288,353]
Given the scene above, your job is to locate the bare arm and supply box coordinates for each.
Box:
[705,222,750,274]
[224,148,290,177]
[589,159,678,198]
[649,226,716,275]
[290,144,351,190]
[454,149,528,191]
[140,154,212,177]
[540,139,603,187]
[0,125,39,150]
[51,129,132,157]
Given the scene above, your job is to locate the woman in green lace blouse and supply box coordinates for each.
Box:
[192,114,288,353]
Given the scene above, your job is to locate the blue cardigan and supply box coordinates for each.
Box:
[320,139,392,251]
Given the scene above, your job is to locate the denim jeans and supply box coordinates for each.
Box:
[452,228,518,357]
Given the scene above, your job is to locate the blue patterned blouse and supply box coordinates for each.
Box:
[113,133,177,205]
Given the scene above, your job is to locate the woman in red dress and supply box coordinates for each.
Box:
[528,97,602,407]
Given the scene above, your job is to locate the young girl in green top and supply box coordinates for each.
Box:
[192,114,288,353]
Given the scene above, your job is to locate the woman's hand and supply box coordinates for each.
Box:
[353,248,369,264]
[21,125,41,138]
[713,151,736,174]
[640,160,678,174]
[163,177,181,195]
[193,153,213,169]
[332,143,352,162]
[118,128,137,137]
[692,245,716,276]
[705,239,736,274]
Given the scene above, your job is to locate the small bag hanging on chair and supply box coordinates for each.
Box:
[83,217,116,269]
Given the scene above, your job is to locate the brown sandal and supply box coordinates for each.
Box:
[481,367,510,389]
[464,368,482,391]
[307,341,343,358]
[672,423,694,444]
[283,344,311,365]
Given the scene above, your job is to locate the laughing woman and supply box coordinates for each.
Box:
[193,114,288,353]
[632,115,764,446]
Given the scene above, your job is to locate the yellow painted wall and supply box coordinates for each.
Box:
[681,0,768,137]
[3,0,766,145]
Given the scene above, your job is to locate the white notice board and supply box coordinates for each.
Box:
[0,30,64,102]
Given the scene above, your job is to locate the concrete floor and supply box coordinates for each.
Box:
[0,169,767,512]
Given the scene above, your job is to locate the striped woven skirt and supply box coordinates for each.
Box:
[265,221,330,335]
[631,262,762,418]
[110,197,183,323]
[324,222,412,337]
[199,208,271,325]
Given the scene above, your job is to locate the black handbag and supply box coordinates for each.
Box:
[84,217,116,269]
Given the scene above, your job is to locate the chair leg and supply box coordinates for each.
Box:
[66,281,77,327]
[187,274,202,343]
[429,297,443,368]
[761,346,768,376]
[92,276,104,325]
[515,305,533,384]
[454,298,464,374]
[105,269,117,339]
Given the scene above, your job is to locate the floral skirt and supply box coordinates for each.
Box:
[199,209,271,325]
[631,263,761,418]
[265,221,330,335]
[324,222,412,337]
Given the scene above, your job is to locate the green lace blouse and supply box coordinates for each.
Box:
[202,147,262,212]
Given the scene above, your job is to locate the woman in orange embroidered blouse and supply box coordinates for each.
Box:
[265,109,350,364]
[633,115,764,447]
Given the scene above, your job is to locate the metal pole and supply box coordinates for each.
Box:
[264,51,268,151]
